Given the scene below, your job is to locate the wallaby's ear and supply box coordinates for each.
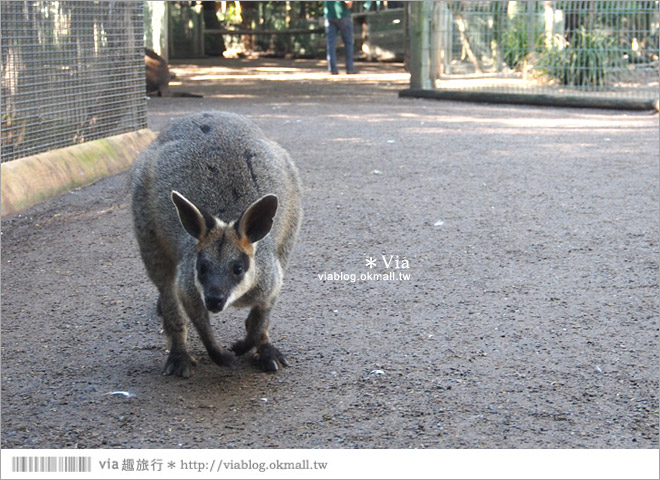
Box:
[236,194,278,244]
[171,190,213,240]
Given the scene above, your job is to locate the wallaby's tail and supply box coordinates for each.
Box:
[171,92,203,98]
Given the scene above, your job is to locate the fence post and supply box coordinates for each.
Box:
[429,2,440,81]
[430,1,451,78]
[408,1,432,89]
[144,1,169,60]
[524,0,538,81]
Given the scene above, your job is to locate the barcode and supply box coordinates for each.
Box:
[12,456,92,473]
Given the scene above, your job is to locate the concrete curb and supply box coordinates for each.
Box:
[399,88,660,111]
[1,129,157,218]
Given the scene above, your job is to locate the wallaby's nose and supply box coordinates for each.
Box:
[205,294,226,313]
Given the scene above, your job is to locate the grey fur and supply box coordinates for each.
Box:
[131,111,302,377]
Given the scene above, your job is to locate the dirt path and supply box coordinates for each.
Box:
[1,58,658,449]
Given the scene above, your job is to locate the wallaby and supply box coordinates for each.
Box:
[145,48,203,98]
[130,111,302,377]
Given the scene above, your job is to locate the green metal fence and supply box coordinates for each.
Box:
[403,1,659,109]
[1,1,146,163]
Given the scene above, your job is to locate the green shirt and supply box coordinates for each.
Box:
[324,1,351,19]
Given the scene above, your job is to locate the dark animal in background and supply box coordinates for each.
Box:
[144,48,202,98]
[130,111,302,377]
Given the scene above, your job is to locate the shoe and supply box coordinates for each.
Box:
[347,70,359,75]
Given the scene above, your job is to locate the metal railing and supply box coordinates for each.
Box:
[1,1,147,163]
[405,1,659,109]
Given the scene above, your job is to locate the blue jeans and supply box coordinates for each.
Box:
[325,17,355,74]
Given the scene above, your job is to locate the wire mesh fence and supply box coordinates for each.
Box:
[409,1,659,107]
[1,1,147,163]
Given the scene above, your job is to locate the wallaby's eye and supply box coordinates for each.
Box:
[232,263,244,276]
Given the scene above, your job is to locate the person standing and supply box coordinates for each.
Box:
[324,1,357,74]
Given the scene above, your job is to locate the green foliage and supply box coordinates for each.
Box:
[501,19,533,68]
[536,26,624,87]
[498,3,545,69]
[496,1,635,88]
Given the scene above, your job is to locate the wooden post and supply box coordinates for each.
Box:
[429,2,439,81]
[193,3,203,57]
[144,1,169,61]
[524,0,536,80]
[408,1,432,89]
[403,4,410,70]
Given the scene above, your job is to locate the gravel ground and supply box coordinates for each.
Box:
[1,58,658,449]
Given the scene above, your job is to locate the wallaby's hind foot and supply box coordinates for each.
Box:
[254,343,289,372]
[163,349,198,378]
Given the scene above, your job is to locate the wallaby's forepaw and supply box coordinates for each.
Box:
[255,343,289,372]
[209,348,235,367]
[230,339,255,356]
[163,350,197,378]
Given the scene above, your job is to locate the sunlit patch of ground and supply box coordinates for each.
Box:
[166,58,410,99]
